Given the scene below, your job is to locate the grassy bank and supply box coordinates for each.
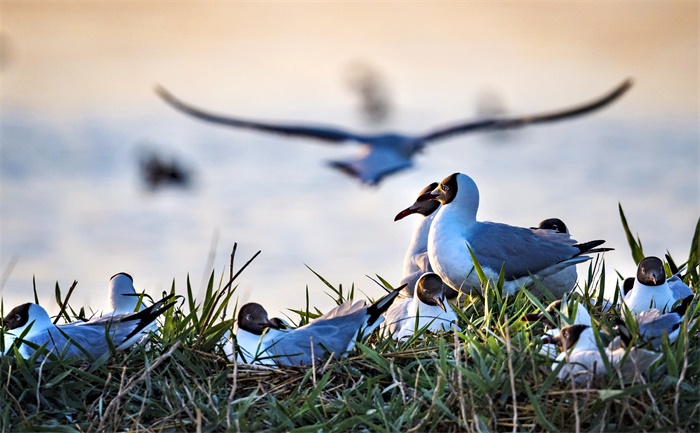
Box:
[1,212,698,432]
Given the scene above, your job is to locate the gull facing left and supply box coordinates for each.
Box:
[423,173,611,296]
[228,287,402,366]
[2,294,176,360]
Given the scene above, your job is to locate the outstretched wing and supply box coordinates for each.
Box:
[419,79,633,143]
[155,85,368,144]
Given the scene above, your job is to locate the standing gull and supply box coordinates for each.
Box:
[394,182,457,298]
[423,173,611,295]
[228,288,402,366]
[155,80,632,185]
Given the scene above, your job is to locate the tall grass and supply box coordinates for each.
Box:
[1,213,698,432]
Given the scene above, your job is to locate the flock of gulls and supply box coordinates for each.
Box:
[1,78,696,390]
[2,169,696,388]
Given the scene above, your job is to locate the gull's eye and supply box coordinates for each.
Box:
[442,184,449,191]
[14,314,20,322]
[246,314,253,321]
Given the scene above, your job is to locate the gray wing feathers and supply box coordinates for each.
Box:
[269,309,369,365]
[470,223,581,279]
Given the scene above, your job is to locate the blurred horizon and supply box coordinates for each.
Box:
[1,2,697,317]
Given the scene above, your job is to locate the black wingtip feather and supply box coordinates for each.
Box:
[365,286,405,326]
[120,294,178,341]
[573,240,609,256]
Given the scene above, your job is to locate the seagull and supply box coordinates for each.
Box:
[521,298,593,359]
[383,272,458,340]
[2,294,176,360]
[155,79,632,185]
[617,295,695,350]
[394,182,458,299]
[422,173,611,296]
[529,218,579,297]
[544,324,661,386]
[228,287,402,366]
[108,272,148,314]
[623,256,679,314]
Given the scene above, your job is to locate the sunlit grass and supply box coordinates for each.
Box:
[1,212,698,432]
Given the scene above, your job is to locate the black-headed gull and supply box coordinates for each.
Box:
[228,288,402,366]
[544,324,661,386]
[383,273,458,340]
[2,294,176,360]
[155,80,632,185]
[108,272,148,314]
[529,218,578,297]
[422,173,611,295]
[522,298,592,358]
[623,256,679,314]
[394,182,457,299]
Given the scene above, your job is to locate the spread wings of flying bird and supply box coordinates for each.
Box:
[155,79,633,185]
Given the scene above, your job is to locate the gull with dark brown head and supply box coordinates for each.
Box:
[544,324,661,386]
[228,287,403,366]
[623,256,679,314]
[422,173,611,296]
[383,272,458,340]
[2,294,176,360]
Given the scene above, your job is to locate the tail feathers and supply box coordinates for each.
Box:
[120,294,178,342]
[365,286,405,327]
[573,240,610,256]
[671,295,695,316]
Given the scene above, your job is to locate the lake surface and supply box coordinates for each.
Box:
[1,3,697,318]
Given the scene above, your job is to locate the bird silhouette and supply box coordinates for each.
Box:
[155,79,632,185]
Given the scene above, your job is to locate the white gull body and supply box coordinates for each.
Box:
[107,272,148,315]
[383,273,458,340]
[228,288,401,366]
[548,325,661,387]
[2,296,174,360]
[623,257,679,314]
[425,173,609,296]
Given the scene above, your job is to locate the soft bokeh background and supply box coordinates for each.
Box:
[1,2,698,317]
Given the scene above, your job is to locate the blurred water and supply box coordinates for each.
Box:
[1,3,697,318]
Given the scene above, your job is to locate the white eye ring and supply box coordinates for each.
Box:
[442,185,449,191]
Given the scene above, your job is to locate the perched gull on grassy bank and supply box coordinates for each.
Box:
[422,172,612,296]
[2,294,176,360]
[227,287,403,366]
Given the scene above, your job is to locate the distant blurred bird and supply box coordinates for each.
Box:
[155,79,633,185]
[344,61,392,125]
[137,147,192,190]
